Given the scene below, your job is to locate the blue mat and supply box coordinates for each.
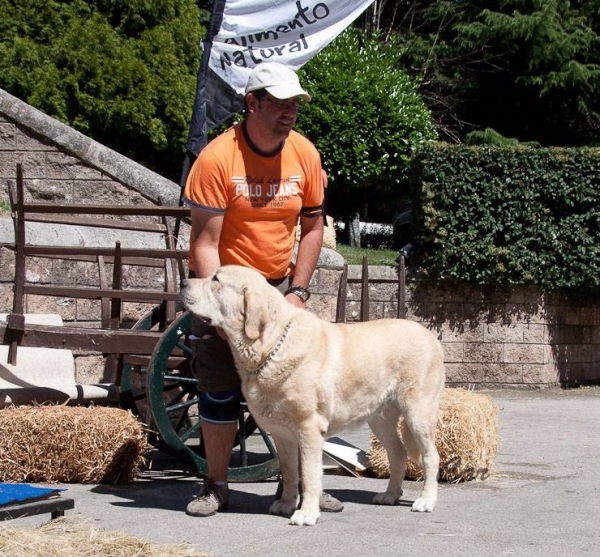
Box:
[0,483,66,507]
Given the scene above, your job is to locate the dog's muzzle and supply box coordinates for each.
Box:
[179,279,212,325]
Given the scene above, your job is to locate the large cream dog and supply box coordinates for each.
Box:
[180,265,445,526]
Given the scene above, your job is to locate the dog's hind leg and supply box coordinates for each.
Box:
[402,404,440,513]
[368,407,406,506]
[269,435,299,518]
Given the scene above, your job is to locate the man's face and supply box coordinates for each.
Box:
[253,92,304,139]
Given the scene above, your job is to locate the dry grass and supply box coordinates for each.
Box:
[0,517,213,557]
[0,405,149,484]
[369,388,499,482]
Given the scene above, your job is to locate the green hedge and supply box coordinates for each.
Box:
[410,143,599,294]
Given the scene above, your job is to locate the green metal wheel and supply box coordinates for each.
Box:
[146,311,281,482]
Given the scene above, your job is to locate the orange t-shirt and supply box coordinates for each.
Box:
[183,122,323,279]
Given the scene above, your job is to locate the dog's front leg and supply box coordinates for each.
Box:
[269,435,299,518]
[290,428,324,526]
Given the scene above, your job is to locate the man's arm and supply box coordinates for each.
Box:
[286,213,324,308]
[190,207,224,279]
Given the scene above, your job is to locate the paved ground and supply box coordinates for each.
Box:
[9,387,600,557]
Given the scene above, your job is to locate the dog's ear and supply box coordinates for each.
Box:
[243,287,269,340]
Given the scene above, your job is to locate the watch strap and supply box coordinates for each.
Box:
[284,286,311,302]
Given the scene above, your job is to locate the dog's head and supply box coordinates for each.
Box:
[179,265,281,340]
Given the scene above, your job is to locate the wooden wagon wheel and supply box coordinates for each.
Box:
[146,311,281,482]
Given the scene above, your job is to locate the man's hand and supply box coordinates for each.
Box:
[285,293,306,309]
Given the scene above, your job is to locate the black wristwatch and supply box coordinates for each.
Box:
[285,285,311,303]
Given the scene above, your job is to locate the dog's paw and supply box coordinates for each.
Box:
[411,496,437,513]
[269,499,296,517]
[289,509,319,526]
[372,491,402,506]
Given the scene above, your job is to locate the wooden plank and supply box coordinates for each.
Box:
[22,285,180,302]
[22,203,189,217]
[0,323,163,353]
[23,246,186,259]
[24,213,169,233]
[21,253,187,267]
[360,256,369,322]
[335,263,348,323]
[0,497,74,521]
[398,253,407,319]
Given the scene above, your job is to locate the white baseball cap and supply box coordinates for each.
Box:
[245,62,311,101]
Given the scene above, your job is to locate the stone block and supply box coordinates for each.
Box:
[522,364,559,385]
[26,178,73,202]
[503,343,545,364]
[51,259,100,287]
[46,152,102,180]
[17,151,47,181]
[441,322,484,343]
[483,363,523,384]
[0,151,15,178]
[0,123,16,150]
[75,354,109,384]
[74,179,128,204]
[464,342,503,363]
[16,129,56,151]
[75,298,103,322]
[524,323,548,344]
[484,322,524,343]
[0,283,13,313]
[308,294,337,323]
[121,302,157,327]
[0,247,15,282]
[442,342,464,363]
[121,265,166,289]
[26,294,76,320]
[444,363,485,384]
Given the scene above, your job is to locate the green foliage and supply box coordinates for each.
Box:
[465,128,541,147]
[296,28,437,222]
[0,0,207,180]
[385,0,600,146]
[410,143,600,294]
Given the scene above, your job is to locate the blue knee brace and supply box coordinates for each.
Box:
[199,388,242,424]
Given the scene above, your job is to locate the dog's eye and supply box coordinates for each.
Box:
[212,274,220,283]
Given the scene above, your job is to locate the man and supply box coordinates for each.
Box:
[182,62,342,517]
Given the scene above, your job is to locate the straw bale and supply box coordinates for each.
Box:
[0,405,149,484]
[369,388,499,482]
[0,516,214,557]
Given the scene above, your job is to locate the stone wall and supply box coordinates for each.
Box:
[319,266,599,388]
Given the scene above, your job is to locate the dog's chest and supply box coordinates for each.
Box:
[243,385,296,430]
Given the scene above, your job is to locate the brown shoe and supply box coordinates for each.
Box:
[276,479,344,512]
[319,491,344,512]
[186,479,229,517]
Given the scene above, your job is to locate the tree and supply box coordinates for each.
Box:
[296,28,437,243]
[360,1,600,146]
[0,0,208,180]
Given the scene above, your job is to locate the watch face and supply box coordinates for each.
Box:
[298,289,309,302]
[297,288,310,302]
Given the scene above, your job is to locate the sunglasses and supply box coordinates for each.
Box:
[261,95,305,112]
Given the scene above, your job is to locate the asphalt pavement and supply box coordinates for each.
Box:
[8,387,600,557]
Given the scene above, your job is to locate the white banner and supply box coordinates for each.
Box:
[208,0,375,96]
